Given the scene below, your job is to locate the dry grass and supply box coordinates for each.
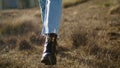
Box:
[63,0,88,8]
[0,0,120,68]
[109,5,120,15]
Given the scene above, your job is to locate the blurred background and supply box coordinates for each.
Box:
[0,0,88,9]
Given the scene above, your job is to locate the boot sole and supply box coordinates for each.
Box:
[41,55,56,65]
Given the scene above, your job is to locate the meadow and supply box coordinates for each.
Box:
[0,0,120,68]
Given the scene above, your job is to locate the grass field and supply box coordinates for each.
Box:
[0,0,120,68]
[62,0,88,8]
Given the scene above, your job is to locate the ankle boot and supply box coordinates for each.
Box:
[41,33,57,65]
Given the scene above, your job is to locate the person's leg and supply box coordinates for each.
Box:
[40,0,62,35]
[39,0,62,65]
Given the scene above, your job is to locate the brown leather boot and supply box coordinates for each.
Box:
[41,33,57,65]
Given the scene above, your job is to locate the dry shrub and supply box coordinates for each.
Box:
[0,39,5,51]
[0,58,15,68]
[0,37,17,52]
[0,39,5,46]
[0,15,41,36]
[63,20,120,68]
[71,29,88,48]
[109,5,120,15]
[63,0,88,8]
[19,40,34,51]
[30,33,45,46]
[0,55,31,68]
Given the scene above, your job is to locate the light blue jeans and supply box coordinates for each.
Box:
[39,0,62,35]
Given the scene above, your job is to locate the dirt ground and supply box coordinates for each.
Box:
[0,0,120,68]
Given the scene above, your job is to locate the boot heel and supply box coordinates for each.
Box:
[41,54,56,65]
